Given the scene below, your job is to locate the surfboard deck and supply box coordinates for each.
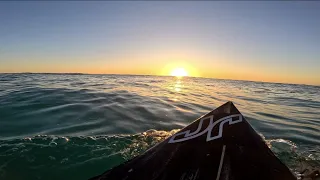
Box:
[90,101,296,180]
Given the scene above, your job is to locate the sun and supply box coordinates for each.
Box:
[170,67,188,77]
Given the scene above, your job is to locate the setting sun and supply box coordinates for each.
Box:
[170,68,188,77]
[161,62,200,78]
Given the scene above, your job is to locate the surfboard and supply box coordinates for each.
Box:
[90,101,296,180]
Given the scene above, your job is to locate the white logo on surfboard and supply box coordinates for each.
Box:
[168,114,242,143]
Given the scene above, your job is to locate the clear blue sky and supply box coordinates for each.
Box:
[0,2,319,85]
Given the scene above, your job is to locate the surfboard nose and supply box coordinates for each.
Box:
[90,102,296,180]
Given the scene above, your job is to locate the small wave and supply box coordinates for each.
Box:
[274,96,320,109]
[259,135,320,177]
[0,130,179,180]
[1,131,319,180]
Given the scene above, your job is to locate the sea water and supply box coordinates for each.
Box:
[0,73,319,179]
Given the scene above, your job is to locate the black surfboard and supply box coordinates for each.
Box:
[90,102,296,180]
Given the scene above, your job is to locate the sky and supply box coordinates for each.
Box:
[0,2,319,85]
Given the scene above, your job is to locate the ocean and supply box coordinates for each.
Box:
[0,73,319,180]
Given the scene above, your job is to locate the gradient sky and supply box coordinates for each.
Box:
[0,2,319,85]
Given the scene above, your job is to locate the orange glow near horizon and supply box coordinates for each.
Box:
[1,56,319,86]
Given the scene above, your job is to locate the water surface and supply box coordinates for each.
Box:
[0,74,319,179]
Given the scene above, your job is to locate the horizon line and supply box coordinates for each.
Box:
[0,72,318,87]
